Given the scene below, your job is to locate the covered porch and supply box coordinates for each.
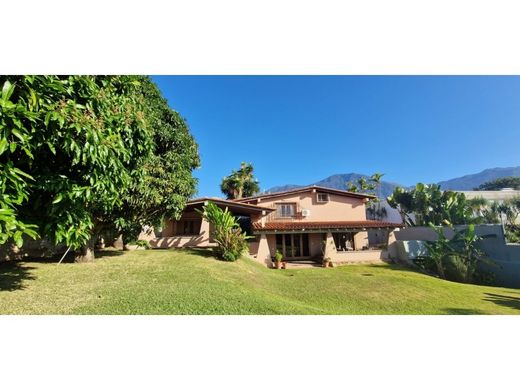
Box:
[250,221,403,267]
[149,198,274,249]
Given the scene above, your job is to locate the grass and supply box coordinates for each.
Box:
[1,248,520,314]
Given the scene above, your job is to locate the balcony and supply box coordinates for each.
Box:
[265,202,306,222]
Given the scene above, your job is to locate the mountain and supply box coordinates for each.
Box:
[267,173,401,198]
[438,166,520,191]
[266,166,520,197]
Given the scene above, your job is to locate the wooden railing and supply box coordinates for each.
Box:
[265,202,305,222]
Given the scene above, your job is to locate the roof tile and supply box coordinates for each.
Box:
[252,220,403,231]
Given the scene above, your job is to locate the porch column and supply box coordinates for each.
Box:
[354,231,368,250]
[257,234,272,267]
[199,218,211,245]
[323,232,336,260]
[387,228,399,260]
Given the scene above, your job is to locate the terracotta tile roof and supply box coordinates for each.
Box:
[235,185,376,203]
[252,220,404,231]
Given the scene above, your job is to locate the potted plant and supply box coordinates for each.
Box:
[274,250,284,269]
[322,256,331,268]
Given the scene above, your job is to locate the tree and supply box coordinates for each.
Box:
[197,201,250,261]
[220,162,260,199]
[475,176,520,190]
[0,80,39,247]
[346,173,387,221]
[467,197,500,224]
[387,183,473,226]
[111,77,200,244]
[0,76,199,262]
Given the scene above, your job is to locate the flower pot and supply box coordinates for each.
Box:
[322,260,330,268]
[275,261,282,269]
[281,262,287,269]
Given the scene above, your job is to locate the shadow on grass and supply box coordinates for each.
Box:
[442,308,487,315]
[483,293,520,311]
[20,248,126,263]
[0,262,36,291]
[95,249,126,259]
[180,248,218,259]
[365,262,432,276]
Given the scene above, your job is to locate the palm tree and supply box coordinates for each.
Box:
[220,162,260,199]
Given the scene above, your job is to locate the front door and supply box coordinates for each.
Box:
[276,233,310,259]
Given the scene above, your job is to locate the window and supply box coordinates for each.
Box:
[175,219,201,235]
[276,203,296,218]
[317,192,329,203]
[275,234,310,258]
[332,232,355,251]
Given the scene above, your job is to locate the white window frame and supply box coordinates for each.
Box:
[276,203,296,218]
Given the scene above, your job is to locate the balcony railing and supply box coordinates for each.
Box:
[265,203,305,221]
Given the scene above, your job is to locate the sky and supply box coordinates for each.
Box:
[152,76,520,197]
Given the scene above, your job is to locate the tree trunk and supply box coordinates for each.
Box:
[74,239,96,262]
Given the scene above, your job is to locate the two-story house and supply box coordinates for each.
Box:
[148,186,403,266]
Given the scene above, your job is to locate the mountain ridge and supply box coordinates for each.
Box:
[266,166,520,198]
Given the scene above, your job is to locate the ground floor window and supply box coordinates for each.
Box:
[175,219,202,235]
[275,233,310,258]
[332,232,355,251]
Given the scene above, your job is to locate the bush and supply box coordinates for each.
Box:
[416,224,495,284]
[197,202,251,261]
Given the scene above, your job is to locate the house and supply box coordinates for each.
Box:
[147,186,403,266]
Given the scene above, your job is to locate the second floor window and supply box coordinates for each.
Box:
[276,203,296,218]
[317,192,329,202]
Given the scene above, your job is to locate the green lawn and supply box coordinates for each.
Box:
[1,248,519,314]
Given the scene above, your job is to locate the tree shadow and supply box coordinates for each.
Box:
[441,308,487,315]
[0,262,36,291]
[365,263,430,276]
[181,248,217,258]
[483,293,520,311]
[95,249,126,259]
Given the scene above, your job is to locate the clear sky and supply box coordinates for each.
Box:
[152,76,520,197]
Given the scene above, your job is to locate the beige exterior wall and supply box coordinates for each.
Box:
[331,250,385,263]
[149,214,213,249]
[249,189,367,223]
[354,231,369,250]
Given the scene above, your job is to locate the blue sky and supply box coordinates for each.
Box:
[152,76,520,197]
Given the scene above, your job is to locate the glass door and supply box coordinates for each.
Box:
[275,234,310,259]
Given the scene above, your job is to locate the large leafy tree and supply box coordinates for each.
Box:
[0,75,199,262]
[475,176,520,191]
[113,77,200,242]
[387,183,473,226]
[220,162,260,199]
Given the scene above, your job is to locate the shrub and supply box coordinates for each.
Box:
[416,224,495,284]
[197,202,251,261]
[274,250,283,263]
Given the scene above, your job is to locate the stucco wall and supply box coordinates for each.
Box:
[390,224,520,288]
[393,224,505,242]
[251,190,367,221]
[331,250,385,263]
[149,218,212,248]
